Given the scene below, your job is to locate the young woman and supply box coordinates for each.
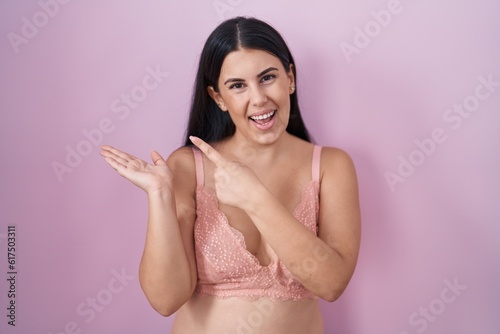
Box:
[101,17,360,333]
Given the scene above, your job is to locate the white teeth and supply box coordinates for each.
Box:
[250,110,275,121]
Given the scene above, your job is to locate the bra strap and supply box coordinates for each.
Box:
[192,148,204,186]
[312,145,322,182]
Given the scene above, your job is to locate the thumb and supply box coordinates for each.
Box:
[151,150,166,165]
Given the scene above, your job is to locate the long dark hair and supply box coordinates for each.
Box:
[183,17,311,146]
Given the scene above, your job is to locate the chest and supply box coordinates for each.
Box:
[196,178,318,267]
[194,148,319,267]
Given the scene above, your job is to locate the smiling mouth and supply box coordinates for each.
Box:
[249,110,276,125]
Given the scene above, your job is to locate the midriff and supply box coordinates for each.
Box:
[171,294,323,334]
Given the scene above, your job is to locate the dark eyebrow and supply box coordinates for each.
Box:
[257,67,279,78]
[223,67,279,86]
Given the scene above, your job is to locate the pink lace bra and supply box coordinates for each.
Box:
[192,146,322,301]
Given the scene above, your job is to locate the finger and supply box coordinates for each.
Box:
[214,169,231,187]
[189,136,227,167]
[101,145,138,161]
[151,150,166,165]
[101,146,144,170]
[100,148,133,167]
[102,155,127,173]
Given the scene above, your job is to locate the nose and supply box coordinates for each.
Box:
[249,84,267,107]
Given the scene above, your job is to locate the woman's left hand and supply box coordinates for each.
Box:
[190,136,264,210]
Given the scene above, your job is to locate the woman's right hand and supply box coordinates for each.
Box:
[100,145,173,195]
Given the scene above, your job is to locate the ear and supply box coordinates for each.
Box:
[287,64,296,94]
[207,86,228,111]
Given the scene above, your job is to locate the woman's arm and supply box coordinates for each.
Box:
[189,137,360,302]
[101,146,197,315]
[245,147,361,301]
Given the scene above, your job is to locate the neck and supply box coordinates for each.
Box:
[221,132,295,168]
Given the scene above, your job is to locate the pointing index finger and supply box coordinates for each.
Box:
[189,136,227,167]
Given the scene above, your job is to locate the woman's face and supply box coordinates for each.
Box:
[208,48,295,146]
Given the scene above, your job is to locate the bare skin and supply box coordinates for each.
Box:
[100,48,361,333]
[172,295,323,333]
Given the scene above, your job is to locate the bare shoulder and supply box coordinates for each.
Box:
[167,146,195,169]
[317,146,360,248]
[166,146,197,190]
[319,146,357,180]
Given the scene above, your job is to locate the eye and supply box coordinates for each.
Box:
[261,74,277,83]
[229,82,244,90]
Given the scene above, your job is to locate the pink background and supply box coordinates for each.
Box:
[1,1,499,333]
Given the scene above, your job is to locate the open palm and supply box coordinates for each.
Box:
[100,145,173,194]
